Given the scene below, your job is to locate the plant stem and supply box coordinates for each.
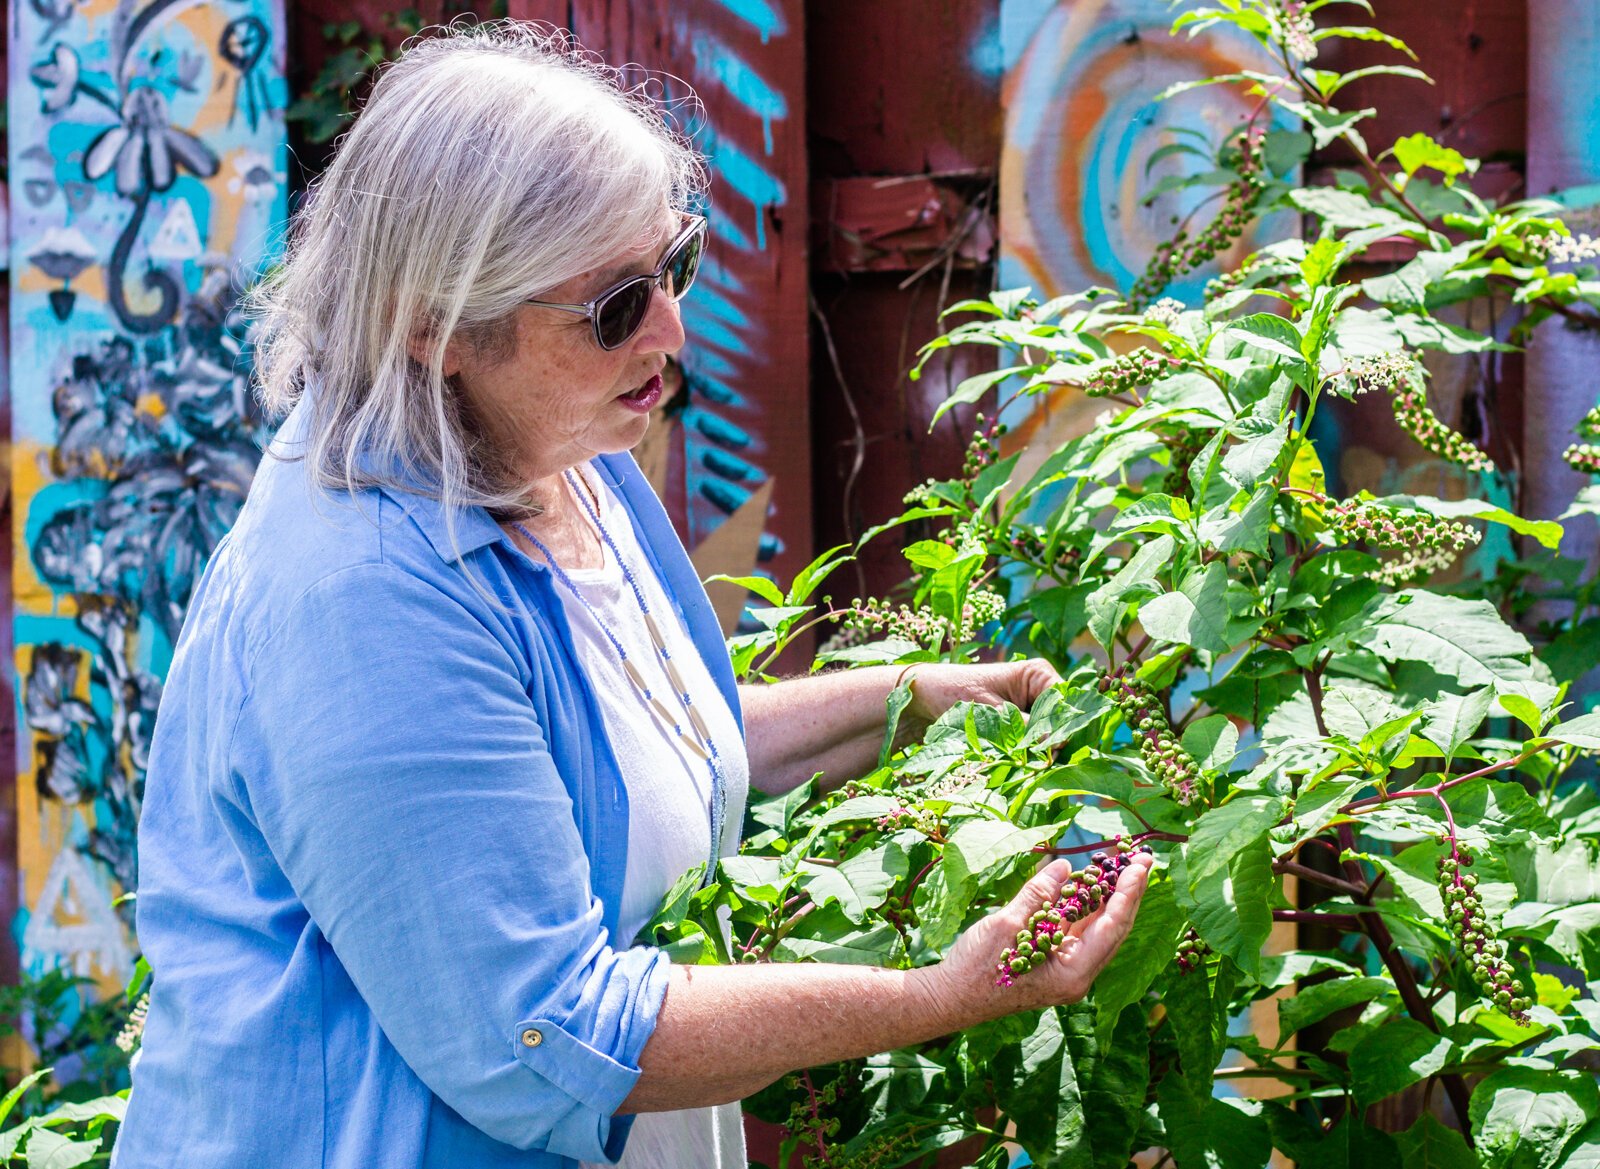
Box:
[1342,742,1548,814]
[1273,909,1364,928]
[1272,858,1366,898]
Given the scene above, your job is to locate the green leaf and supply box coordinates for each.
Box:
[1348,1017,1458,1107]
[1291,186,1409,231]
[1277,975,1394,1044]
[1393,132,1479,185]
[1085,1005,1152,1169]
[1222,417,1292,489]
[1357,591,1535,688]
[1397,1113,1480,1169]
[1093,877,1184,1046]
[1556,1118,1600,1169]
[1421,687,1495,757]
[1301,234,1348,290]
[24,1128,101,1169]
[1225,316,1309,372]
[1087,534,1176,649]
[0,1070,53,1133]
[1471,1067,1599,1169]
[1186,796,1287,890]
[1377,493,1564,550]
[1140,562,1232,655]
[1180,838,1274,980]
[880,681,915,769]
[799,845,908,924]
[943,820,1064,887]
[706,572,784,607]
[1181,714,1239,772]
[773,914,903,965]
[931,365,1031,427]
[995,1007,1093,1168]
[1545,711,1600,751]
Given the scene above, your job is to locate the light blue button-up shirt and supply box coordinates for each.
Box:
[111,400,742,1168]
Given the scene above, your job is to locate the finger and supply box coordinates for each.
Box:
[1074,855,1154,949]
[1060,852,1154,939]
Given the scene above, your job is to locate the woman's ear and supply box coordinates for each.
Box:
[405,329,464,378]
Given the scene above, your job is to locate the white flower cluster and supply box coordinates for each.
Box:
[1336,351,1419,397]
[1143,298,1186,328]
[1282,1,1318,62]
[1543,233,1600,264]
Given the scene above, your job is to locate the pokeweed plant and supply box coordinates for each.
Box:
[654,3,1600,1166]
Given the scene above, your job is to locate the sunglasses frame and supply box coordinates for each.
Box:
[524,214,708,351]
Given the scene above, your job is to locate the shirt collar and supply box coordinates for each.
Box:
[271,394,513,565]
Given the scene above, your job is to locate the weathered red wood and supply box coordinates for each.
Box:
[812,173,995,274]
[808,0,1002,609]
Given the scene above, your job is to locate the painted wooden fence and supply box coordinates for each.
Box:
[8,0,288,1004]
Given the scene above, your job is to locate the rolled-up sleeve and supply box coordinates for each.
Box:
[232,562,668,1162]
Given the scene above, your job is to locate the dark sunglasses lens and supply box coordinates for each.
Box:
[665,228,704,299]
[596,280,653,349]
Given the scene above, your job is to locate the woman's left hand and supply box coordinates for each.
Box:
[903,658,1064,725]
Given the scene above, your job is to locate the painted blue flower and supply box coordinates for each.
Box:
[84,86,219,196]
[29,43,80,114]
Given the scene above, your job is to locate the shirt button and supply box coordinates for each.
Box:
[520,1028,543,1048]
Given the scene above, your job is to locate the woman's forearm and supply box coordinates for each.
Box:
[619,961,971,1112]
[739,667,926,795]
[619,852,1155,1113]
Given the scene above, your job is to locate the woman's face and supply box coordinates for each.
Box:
[448,213,687,484]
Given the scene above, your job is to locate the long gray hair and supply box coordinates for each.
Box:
[250,21,706,519]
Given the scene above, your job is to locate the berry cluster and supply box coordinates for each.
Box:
[1160,426,1209,497]
[1280,0,1317,62]
[1438,842,1531,1024]
[1083,349,1185,398]
[782,1067,850,1169]
[1391,378,1495,473]
[1566,444,1600,474]
[1130,127,1266,307]
[1099,670,1203,804]
[1175,927,1211,974]
[995,841,1151,986]
[1204,252,1289,301]
[962,413,1007,479]
[1563,405,1600,473]
[1324,497,1481,554]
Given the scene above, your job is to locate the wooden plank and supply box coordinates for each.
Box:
[9,0,289,999]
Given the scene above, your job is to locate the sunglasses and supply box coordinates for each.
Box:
[524,214,707,350]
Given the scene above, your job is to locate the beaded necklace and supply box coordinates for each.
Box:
[513,468,727,887]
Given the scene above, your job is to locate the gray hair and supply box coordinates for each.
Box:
[250,20,706,519]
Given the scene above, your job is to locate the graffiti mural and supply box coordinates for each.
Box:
[9,0,287,994]
[997,0,1296,471]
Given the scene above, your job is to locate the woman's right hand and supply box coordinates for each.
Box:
[928,852,1156,1022]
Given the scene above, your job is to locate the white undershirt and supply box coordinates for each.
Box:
[552,466,749,1169]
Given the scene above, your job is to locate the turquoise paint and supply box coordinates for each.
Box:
[690,31,786,155]
[24,481,110,552]
[703,130,786,248]
[709,0,786,45]
[677,311,746,357]
[708,210,758,254]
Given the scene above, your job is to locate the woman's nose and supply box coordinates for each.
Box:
[637,284,687,356]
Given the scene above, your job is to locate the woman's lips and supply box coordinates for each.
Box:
[618,373,663,413]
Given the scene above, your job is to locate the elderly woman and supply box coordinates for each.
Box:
[111,23,1152,1169]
